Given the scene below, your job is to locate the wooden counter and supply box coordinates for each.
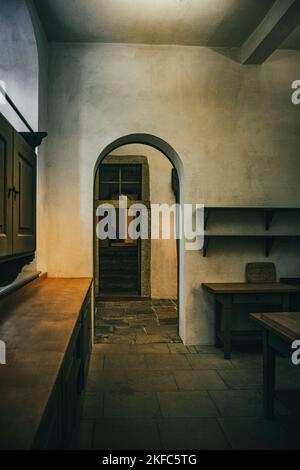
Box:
[0,276,93,449]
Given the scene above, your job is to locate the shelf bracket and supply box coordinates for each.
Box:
[265,237,274,257]
[265,209,274,231]
[19,131,48,149]
[203,237,210,257]
[204,208,210,230]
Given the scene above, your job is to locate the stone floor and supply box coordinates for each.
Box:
[95,299,180,344]
[77,299,300,449]
[75,341,300,450]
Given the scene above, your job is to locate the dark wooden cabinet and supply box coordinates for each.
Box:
[34,287,92,449]
[0,113,13,257]
[0,113,36,284]
[12,130,36,254]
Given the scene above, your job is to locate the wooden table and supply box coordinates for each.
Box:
[251,312,300,418]
[202,283,300,359]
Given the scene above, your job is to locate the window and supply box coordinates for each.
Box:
[99,164,142,200]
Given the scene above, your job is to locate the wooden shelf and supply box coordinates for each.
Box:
[202,235,300,257]
[204,207,300,230]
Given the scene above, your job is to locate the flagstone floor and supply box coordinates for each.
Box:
[95,299,180,344]
[75,300,300,450]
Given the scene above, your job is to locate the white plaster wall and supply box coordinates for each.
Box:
[0,0,38,131]
[108,144,177,299]
[45,43,300,344]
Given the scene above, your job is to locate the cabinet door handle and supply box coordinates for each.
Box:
[14,189,21,200]
[8,187,15,198]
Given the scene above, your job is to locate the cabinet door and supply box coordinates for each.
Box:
[0,114,13,257]
[13,131,36,254]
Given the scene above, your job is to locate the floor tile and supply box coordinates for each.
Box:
[219,417,299,449]
[218,369,262,390]
[104,354,147,370]
[88,354,104,373]
[168,344,190,354]
[81,392,103,419]
[158,418,230,450]
[187,354,234,370]
[174,370,227,391]
[104,391,161,419]
[87,370,128,391]
[93,419,161,450]
[129,343,170,354]
[75,420,95,450]
[135,334,171,344]
[209,390,264,417]
[157,391,219,418]
[145,354,191,370]
[92,344,130,354]
[127,370,178,392]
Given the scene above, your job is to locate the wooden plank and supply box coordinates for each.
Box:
[241,0,300,64]
[202,282,300,294]
[251,312,300,342]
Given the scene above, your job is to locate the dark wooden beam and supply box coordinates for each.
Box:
[241,0,300,64]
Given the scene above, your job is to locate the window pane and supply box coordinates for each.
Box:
[121,165,141,182]
[100,165,119,182]
[99,182,120,199]
[121,182,141,199]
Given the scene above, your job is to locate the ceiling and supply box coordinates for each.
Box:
[34,0,283,47]
[282,25,300,49]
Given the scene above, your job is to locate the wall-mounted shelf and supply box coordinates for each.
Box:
[204,207,300,231]
[202,235,300,257]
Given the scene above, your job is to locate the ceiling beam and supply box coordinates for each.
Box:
[241,0,300,64]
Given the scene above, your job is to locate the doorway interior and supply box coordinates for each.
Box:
[93,138,182,345]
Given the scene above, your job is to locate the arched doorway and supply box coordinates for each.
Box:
[93,134,185,341]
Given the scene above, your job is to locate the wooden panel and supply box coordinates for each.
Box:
[0,113,13,257]
[202,282,300,294]
[232,293,282,304]
[13,131,36,254]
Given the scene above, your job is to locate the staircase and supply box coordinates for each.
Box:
[99,246,139,295]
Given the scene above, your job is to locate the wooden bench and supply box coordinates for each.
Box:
[0,276,93,449]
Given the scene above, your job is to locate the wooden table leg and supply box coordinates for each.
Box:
[214,298,222,348]
[263,330,276,419]
[222,296,232,360]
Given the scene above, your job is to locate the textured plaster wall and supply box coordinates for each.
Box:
[0,0,38,131]
[46,42,300,344]
[108,145,177,299]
